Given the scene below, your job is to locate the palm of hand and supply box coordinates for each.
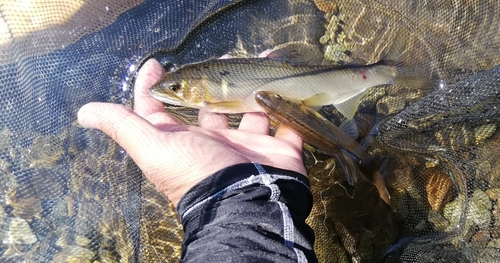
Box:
[78,59,305,206]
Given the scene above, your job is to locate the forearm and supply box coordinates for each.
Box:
[176,163,317,263]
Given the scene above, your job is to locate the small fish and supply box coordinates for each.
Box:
[255,90,391,205]
[150,43,425,119]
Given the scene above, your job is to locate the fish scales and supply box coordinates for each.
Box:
[150,57,398,118]
[254,91,391,204]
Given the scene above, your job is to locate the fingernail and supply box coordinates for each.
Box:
[77,103,98,128]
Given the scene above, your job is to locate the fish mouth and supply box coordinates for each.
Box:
[148,88,182,105]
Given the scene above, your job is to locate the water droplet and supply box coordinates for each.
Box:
[439,80,446,89]
[128,64,136,73]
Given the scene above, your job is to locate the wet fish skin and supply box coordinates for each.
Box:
[149,57,399,119]
[254,90,391,204]
[254,91,363,158]
[257,92,361,185]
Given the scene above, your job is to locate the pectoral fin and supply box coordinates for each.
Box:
[339,119,360,139]
[204,100,247,113]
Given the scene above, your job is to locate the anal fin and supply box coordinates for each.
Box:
[302,93,332,110]
[333,91,367,119]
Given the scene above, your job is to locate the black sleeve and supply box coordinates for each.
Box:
[176,162,318,263]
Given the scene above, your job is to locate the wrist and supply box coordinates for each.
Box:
[176,163,310,215]
[159,178,205,208]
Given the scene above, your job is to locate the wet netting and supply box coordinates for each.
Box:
[0,0,499,262]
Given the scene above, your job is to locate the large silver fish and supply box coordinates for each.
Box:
[149,48,424,119]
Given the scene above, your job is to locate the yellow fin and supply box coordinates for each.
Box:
[333,91,367,119]
[205,100,246,112]
[302,93,332,109]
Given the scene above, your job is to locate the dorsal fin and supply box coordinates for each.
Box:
[267,43,323,65]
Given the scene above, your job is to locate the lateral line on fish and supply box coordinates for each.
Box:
[267,65,375,83]
[206,57,375,80]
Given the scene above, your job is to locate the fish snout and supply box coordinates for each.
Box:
[148,86,182,105]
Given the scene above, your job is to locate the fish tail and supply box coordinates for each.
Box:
[382,28,433,90]
[360,157,391,205]
[334,151,358,186]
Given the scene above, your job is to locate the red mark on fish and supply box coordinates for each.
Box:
[360,69,367,79]
[352,69,367,79]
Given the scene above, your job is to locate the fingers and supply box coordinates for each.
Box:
[134,58,167,116]
[198,110,229,130]
[78,102,161,164]
[274,125,303,150]
[134,58,183,125]
[145,111,184,131]
[215,129,306,175]
[238,112,270,134]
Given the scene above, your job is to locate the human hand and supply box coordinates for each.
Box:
[77,58,306,206]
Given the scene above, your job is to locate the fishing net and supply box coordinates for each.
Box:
[0,0,499,262]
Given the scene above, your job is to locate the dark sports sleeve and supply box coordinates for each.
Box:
[176,162,318,263]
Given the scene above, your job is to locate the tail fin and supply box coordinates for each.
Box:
[334,151,359,187]
[382,28,433,90]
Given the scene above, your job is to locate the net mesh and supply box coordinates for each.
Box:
[0,0,499,262]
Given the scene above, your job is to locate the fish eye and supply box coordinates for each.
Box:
[168,82,181,92]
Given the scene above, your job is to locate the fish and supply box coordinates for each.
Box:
[254,90,391,205]
[149,43,425,119]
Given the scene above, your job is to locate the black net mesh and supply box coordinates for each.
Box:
[0,0,499,262]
